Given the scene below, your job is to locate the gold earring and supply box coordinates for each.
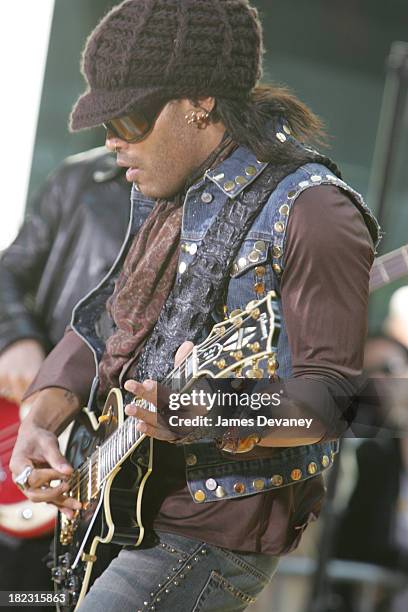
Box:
[185,108,211,129]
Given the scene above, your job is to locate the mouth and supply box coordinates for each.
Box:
[116,159,142,183]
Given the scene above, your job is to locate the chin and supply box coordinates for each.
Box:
[140,183,180,200]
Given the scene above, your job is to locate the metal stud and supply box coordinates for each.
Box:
[201,548,207,555]
[189,243,198,255]
[254,240,266,252]
[215,486,226,498]
[311,175,322,183]
[287,190,297,198]
[205,478,217,491]
[234,482,246,494]
[253,479,265,490]
[279,204,290,216]
[254,282,265,295]
[270,474,283,487]
[274,222,285,233]
[186,454,197,466]
[224,181,235,192]
[291,469,302,481]
[235,176,247,186]
[238,257,247,269]
[201,192,213,203]
[248,250,260,263]
[194,490,206,503]
[299,181,309,188]
[326,174,335,181]
[179,262,187,274]
[322,455,330,468]
[308,462,318,475]
[255,266,266,276]
[276,132,287,143]
[245,166,257,176]
[273,245,283,258]
[273,264,282,275]
[232,263,239,275]
[283,124,291,135]
[181,243,189,252]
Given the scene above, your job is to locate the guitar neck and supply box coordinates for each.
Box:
[370,244,408,293]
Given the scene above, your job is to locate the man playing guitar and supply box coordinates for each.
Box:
[10,1,380,609]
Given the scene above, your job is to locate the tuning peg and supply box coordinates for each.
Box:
[230,351,243,361]
[250,308,260,320]
[246,368,264,379]
[248,342,260,353]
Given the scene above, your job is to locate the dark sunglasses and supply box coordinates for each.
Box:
[103,100,167,144]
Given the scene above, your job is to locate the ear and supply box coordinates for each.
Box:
[191,97,216,113]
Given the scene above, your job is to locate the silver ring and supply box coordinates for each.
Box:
[14,465,33,491]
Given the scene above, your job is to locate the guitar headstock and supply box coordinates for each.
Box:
[195,291,281,379]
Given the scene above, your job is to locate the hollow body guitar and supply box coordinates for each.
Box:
[52,292,281,611]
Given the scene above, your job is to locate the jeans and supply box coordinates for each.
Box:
[77,531,280,611]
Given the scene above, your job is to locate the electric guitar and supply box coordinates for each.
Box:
[51,291,281,611]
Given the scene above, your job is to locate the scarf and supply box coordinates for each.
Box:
[98,135,237,397]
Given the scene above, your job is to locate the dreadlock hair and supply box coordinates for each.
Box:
[209,83,328,165]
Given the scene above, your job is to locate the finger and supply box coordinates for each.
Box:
[40,438,73,475]
[136,421,177,442]
[125,379,170,412]
[25,481,70,504]
[124,406,157,425]
[175,341,194,367]
[27,468,71,489]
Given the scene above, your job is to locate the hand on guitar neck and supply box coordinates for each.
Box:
[0,339,45,403]
[9,387,83,519]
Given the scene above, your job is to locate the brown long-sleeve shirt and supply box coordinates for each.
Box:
[24,184,374,554]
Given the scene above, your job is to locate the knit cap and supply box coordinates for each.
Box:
[70,0,263,130]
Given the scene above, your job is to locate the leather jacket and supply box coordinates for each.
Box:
[0,147,130,354]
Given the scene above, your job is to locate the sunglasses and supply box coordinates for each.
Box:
[103,100,167,144]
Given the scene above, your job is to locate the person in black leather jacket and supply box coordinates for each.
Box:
[0,147,130,402]
[0,147,130,603]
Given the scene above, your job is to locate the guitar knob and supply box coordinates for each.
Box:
[98,413,111,424]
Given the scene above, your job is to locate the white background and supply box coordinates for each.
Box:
[0,1,55,251]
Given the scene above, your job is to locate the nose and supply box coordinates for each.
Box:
[105,130,126,153]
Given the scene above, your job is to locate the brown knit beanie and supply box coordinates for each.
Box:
[70,0,264,131]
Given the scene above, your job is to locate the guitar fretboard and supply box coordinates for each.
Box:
[370,244,408,293]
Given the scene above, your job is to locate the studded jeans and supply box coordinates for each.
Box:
[77,531,279,612]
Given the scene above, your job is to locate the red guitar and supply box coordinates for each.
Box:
[0,397,57,538]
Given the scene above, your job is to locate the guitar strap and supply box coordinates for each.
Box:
[131,144,341,384]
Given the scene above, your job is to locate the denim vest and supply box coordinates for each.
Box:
[71,132,380,505]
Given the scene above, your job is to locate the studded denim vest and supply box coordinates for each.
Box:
[71,133,380,505]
